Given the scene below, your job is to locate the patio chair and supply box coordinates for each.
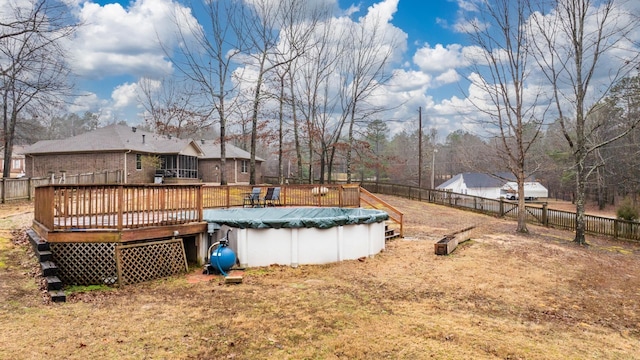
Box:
[264,187,281,206]
[243,187,262,207]
[262,187,274,207]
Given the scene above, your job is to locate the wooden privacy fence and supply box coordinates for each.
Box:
[362,181,640,242]
[0,170,122,203]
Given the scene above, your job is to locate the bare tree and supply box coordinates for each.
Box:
[167,0,245,185]
[441,130,494,177]
[363,119,390,184]
[0,0,77,178]
[337,15,397,184]
[138,78,211,139]
[239,0,323,184]
[268,1,329,184]
[291,14,343,184]
[599,75,640,204]
[529,0,640,245]
[45,111,99,139]
[465,0,547,233]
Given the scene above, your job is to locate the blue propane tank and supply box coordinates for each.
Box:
[210,245,236,273]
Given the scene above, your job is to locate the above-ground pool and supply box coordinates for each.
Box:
[204,207,389,267]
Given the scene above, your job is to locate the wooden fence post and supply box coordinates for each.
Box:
[542,203,548,227]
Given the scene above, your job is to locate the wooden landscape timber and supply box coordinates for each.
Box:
[434,225,475,255]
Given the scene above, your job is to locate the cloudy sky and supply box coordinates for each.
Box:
[62,0,639,139]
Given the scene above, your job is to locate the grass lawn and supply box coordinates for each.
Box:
[0,196,639,359]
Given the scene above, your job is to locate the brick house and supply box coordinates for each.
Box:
[197,139,263,184]
[23,124,263,184]
[0,145,26,178]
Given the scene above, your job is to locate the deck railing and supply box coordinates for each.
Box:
[34,183,371,232]
[34,184,203,231]
[359,187,404,237]
[201,184,361,208]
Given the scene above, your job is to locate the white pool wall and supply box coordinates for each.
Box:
[224,221,386,267]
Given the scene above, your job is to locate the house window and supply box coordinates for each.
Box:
[12,159,21,170]
[241,160,248,174]
[136,154,142,170]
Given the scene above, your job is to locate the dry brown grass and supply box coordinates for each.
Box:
[1,196,639,359]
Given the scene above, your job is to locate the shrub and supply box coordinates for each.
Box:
[616,199,639,221]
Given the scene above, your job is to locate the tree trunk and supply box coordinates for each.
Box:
[219,100,227,186]
[345,106,356,184]
[2,99,9,179]
[307,143,314,184]
[289,75,303,184]
[574,159,588,245]
[249,56,266,185]
[319,144,326,184]
[278,75,285,184]
[516,176,528,233]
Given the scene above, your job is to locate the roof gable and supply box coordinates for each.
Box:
[23,124,203,156]
[437,173,462,189]
[438,172,524,189]
[198,140,265,162]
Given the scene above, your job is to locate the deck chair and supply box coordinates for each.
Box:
[264,187,281,206]
[243,187,262,207]
[262,187,275,207]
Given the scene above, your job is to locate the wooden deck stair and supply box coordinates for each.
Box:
[385,224,401,240]
[27,229,66,302]
[359,188,404,238]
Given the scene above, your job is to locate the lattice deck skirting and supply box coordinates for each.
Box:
[50,242,118,285]
[116,239,188,286]
[50,239,187,286]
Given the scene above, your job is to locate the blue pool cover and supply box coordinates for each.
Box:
[203,207,389,229]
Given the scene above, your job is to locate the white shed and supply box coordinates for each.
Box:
[500,182,548,200]
[436,173,506,199]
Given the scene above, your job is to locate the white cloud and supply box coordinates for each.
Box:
[68,0,196,79]
[360,0,399,23]
[413,43,472,73]
[456,0,479,12]
[453,17,488,33]
[434,69,461,86]
[343,4,359,17]
[111,82,139,109]
[387,69,432,92]
[68,92,104,114]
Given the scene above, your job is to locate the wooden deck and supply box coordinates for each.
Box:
[32,184,404,243]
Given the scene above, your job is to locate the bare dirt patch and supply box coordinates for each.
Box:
[1,197,639,359]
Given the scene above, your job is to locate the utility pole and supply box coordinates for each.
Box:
[418,107,422,189]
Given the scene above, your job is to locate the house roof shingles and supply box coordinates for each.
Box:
[23,124,262,161]
[198,140,264,162]
[24,124,195,154]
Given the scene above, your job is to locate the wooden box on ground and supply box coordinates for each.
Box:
[434,226,474,255]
